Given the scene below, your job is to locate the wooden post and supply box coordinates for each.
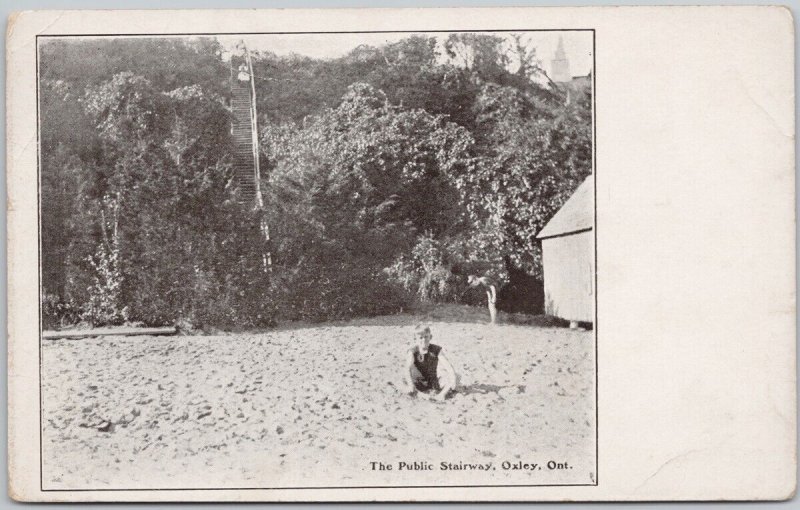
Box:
[487,285,497,325]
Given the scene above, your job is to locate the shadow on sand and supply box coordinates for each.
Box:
[457,383,526,396]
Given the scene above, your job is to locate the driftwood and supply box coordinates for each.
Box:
[42,326,177,340]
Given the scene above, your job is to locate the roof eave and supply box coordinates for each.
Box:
[537,226,593,241]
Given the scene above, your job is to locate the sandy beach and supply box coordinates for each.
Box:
[41,306,596,489]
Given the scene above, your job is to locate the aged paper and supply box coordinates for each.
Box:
[6,6,795,502]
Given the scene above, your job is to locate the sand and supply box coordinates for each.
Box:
[41,307,596,489]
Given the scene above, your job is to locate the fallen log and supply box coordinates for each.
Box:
[42,326,177,340]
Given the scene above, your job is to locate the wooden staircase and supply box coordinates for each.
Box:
[230,47,272,272]
[230,69,259,205]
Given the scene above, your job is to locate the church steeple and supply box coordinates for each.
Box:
[551,36,572,83]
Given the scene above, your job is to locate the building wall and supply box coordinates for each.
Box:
[541,230,594,322]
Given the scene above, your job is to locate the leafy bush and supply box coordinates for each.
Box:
[276,262,408,322]
[385,227,511,307]
[384,233,460,303]
[41,294,81,330]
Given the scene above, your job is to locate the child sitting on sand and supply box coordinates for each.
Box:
[403,324,458,402]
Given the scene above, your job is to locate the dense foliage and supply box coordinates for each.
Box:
[40,35,592,329]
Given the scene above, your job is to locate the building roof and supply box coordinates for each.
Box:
[537,175,593,239]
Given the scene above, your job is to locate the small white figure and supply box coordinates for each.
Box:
[237,64,250,82]
[468,275,497,324]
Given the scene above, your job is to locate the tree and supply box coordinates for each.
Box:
[260,83,478,319]
[453,82,592,282]
[444,33,510,81]
[39,38,227,98]
[263,83,476,239]
[78,72,273,327]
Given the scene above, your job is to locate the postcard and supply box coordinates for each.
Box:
[6,6,795,502]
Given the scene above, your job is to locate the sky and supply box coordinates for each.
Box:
[216,30,593,79]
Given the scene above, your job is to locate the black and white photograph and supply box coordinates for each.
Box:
[36,29,596,490]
